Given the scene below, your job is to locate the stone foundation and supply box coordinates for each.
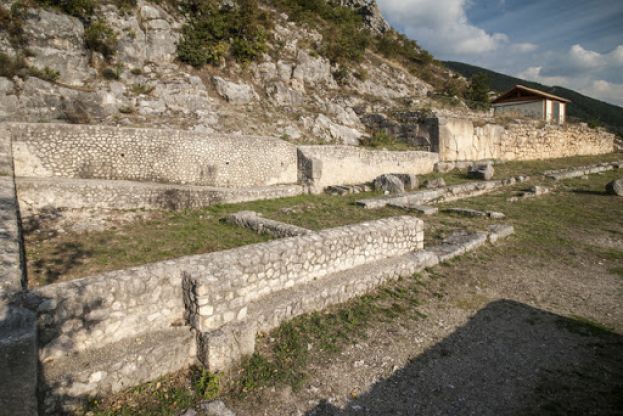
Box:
[434,118,615,162]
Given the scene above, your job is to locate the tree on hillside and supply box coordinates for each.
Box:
[467,72,490,109]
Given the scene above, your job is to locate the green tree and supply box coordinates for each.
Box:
[467,72,490,109]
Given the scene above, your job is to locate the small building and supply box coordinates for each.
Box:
[492,85,570,124]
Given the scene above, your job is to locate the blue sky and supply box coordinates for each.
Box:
[376,0,623,106]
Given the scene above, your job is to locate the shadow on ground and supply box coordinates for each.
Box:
[307,300,623,416]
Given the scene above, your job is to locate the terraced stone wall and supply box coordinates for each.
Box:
[29,216,423,412]
[7,123,299,187]
[434,118,615,162]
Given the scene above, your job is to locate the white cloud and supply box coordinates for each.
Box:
[377,0,510,55]
[568,44,605,69]
[512,43,538,53]
[376,0,623,107]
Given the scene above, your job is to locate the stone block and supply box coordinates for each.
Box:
[468,163,495,181]
[373,174,405,194]
[488,224,515,243]
[606,179,623,196]
[198,320,257,372]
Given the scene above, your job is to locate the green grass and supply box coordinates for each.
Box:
[492,153,622,178]
[26,153,623,286]
[88,367,214,416]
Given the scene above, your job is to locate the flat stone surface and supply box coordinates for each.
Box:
[17,177,305,212]
[443,208,488,217]
[221,211,312,238]
[389,202,438,216]
[468,163,494,181]
[488,224,515,243]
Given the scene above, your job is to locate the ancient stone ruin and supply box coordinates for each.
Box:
[0,121,618,415]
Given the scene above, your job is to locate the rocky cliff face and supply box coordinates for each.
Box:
[0,0,473,144]
[337,0,390,33]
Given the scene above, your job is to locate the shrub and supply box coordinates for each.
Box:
[35,0,95,20]
[101,63,123,80]
[118,105,135,114]
[177,0,270,67]
[84,20,117,59]
[131,83,154,95]
[113,0,136,13]
[466,73,491,110]
[0,1,29,48]
[332,66,349,85]
[29,65,60,82]
[193,369,220,400]
[272,0,370,66]
[360,131,410,150]
[0,52,29,78]
[353,67,368,81]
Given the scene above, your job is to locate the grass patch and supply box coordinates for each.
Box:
[359,131,414,151]
[25,154,623,286]
[609,267,623,278]
[492,153,623,178]
[87,367,215,416]
[234,272,427,394]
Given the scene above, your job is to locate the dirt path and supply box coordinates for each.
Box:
[228,186,623,416]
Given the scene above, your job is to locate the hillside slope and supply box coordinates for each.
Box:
[444,61,623,136]
[0,0,475,146]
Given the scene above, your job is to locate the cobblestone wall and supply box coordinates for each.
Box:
[184,216,424,333]
[298,146,439,193]
[32,216,423,408]
[32,260,194,413]
[435,118,615,162]
[8,123,298,187]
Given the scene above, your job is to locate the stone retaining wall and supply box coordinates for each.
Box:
[435,118,615,162]
[298,145,439,193]
[8,123,298,187]
[30,216,423,411]
[184,216,424,334]
[16,177,304,214]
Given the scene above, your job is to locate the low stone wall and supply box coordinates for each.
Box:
[357,177,523,209]
[222,211,313,238]
[32,261,194,413]
[435,118,615,162]
[7,123,298,187]
[184,216,424,334]
[30,216,423,411]
[298,145,438,193]
[0,125,38,416]
[544,160,622,180]
[16,177,304,214]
